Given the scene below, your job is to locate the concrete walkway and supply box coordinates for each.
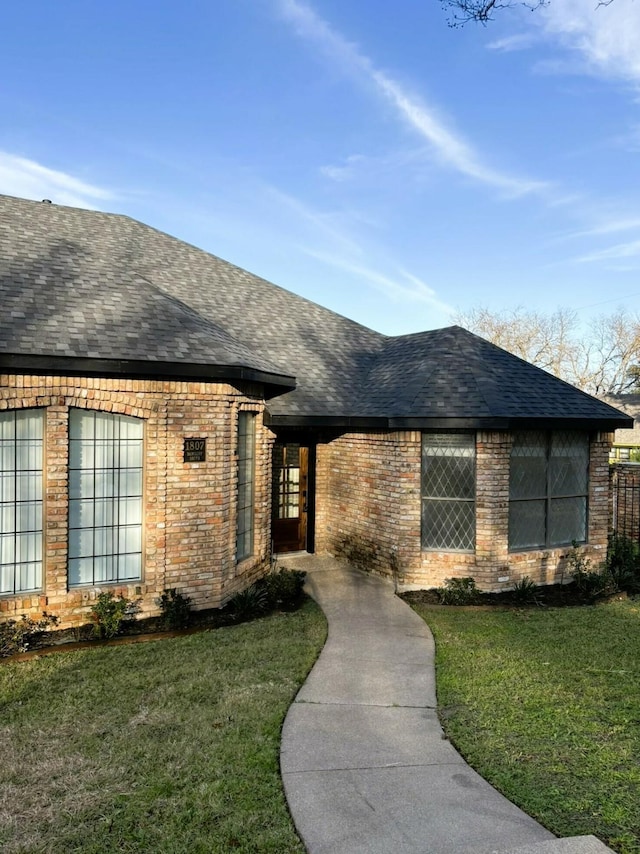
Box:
[279,556,613,854]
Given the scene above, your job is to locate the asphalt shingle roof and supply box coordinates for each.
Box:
[0,194,631,430]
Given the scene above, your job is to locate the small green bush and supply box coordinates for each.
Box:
[511,575,539,605]
[228,583,270,621]
[158,588,192,629]
[567,543,617,601]
[437,576,479,606]
[263,569,306,608]
[606,533,640,594]
[90,592,140,639]
[0,612,59,658]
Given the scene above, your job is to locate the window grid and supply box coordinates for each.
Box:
[236,412,256,562]
[68,410,143,586]
[0,410,44,594]
[421,433,476,552]
[509,431,589,551]
[277,444,300,520]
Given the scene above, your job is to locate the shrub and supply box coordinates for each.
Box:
[437,576,479,606]
[228,583,270,621]
[263,569,306,608]
[566,546,616,601]
[606,534,640,594]
[158,588,192,629]
[90,592,140,639]
[511,575,539,605]
[0,612,59,658]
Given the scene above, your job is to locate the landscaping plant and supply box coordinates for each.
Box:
[158,588,192,629]
[90,592,140,639]
[0,612,58,658]
[436,576,479,605]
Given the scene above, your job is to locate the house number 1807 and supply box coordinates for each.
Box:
[184,438,207,463]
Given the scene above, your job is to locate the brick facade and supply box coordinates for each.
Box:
[0,374,273,628]
[0,371,619,632]
[315,429,614,590]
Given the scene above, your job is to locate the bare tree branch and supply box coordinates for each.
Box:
[439,0,548,26]
[439,0,619,26]
[455,305,640,395]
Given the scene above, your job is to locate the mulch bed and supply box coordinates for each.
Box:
[400,583,629,609]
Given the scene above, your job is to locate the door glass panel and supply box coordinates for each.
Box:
[276,444,300,520]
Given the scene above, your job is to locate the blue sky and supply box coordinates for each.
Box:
[2,0,640,336]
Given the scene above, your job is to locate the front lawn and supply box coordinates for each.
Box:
[0,600,326,854]
[409,598,640,854]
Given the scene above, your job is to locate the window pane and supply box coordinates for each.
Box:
[68,409,143,585]
[16,501,42,533]
[510,433,546,499]
[119,552,142,580]
[18,562,40,593]
[421,434,476,551]
[510,431,590,551]
[69,527,95,559]
[69,557,93,587]
[0,444,15,472]
[0,533,15,565]
[422,435,475,499]
[549,432,589,497]
[69,440,94,469]
[0,410,44,593]
[509,499,546,550]
[236,413,256,561]
[549,497,587,545]
[422,499,475,551]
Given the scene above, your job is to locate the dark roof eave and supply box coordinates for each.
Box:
[0,353,296,395]
[265,414,389,429]
[266,413,633,431]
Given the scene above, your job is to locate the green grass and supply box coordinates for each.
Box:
[409,599,640,854]
[0,600,326,854]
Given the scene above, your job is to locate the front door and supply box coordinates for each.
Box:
[272,443,308,553]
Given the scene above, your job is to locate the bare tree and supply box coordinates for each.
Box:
[439,0,547,26]
[440,0,614,26]
[456,305,640,395]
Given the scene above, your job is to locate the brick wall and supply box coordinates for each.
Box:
[0,374,273,628]
[316,429,613,590]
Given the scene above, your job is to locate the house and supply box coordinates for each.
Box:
[601,394,640,460]
[0,194,632,627]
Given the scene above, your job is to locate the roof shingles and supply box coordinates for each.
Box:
[0,194,631,430]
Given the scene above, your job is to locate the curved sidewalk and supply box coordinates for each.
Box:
[279,556,613,854]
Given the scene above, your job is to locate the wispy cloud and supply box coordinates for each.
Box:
[487,33,536,53]
[0,152,113,209]
[320,154,367,182]
[576,239,640,264]
[304,247,455,315]
[264,184,365,256]
[538,0,640,84]
[275,0,546,197]
[568,217,640,240]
